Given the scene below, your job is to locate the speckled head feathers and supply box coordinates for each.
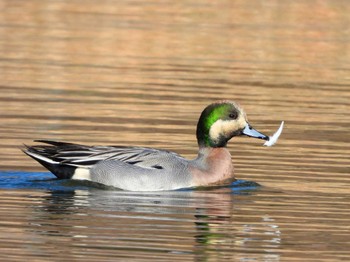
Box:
[196,101,247,148]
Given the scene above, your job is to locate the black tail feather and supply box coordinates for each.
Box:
[23,143,77,179]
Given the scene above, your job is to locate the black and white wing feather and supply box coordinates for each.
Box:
[23,140,184,179]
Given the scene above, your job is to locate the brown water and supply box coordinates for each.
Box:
[1,0,350,261]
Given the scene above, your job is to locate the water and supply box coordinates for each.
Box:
[1,0,350,261]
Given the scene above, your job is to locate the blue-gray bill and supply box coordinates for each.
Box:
[242,124,269,141]
[242,121,285,147]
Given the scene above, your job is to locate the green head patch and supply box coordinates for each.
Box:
[196,101,244,147]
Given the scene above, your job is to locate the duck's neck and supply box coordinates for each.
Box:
[190,147,235,186]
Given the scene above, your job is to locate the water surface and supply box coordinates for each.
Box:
[0,0,350,261]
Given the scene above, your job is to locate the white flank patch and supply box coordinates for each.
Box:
[264,121,284,147]
[72,168,91,181]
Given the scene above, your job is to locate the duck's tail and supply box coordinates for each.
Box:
[22,140,79,179]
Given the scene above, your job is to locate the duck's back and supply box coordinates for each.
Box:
[23,140,192,191]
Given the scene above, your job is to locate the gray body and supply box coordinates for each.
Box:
[23,141,206,191]
[88,149,193,191]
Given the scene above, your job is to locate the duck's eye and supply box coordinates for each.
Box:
[229,112,238,119]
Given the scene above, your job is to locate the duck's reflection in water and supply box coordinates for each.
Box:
[30,184,281,261]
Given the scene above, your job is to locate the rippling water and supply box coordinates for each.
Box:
[1,0,350,261]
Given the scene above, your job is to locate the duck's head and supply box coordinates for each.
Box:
[196,101,269,148]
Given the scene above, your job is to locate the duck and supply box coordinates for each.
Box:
[23,100,275,191]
